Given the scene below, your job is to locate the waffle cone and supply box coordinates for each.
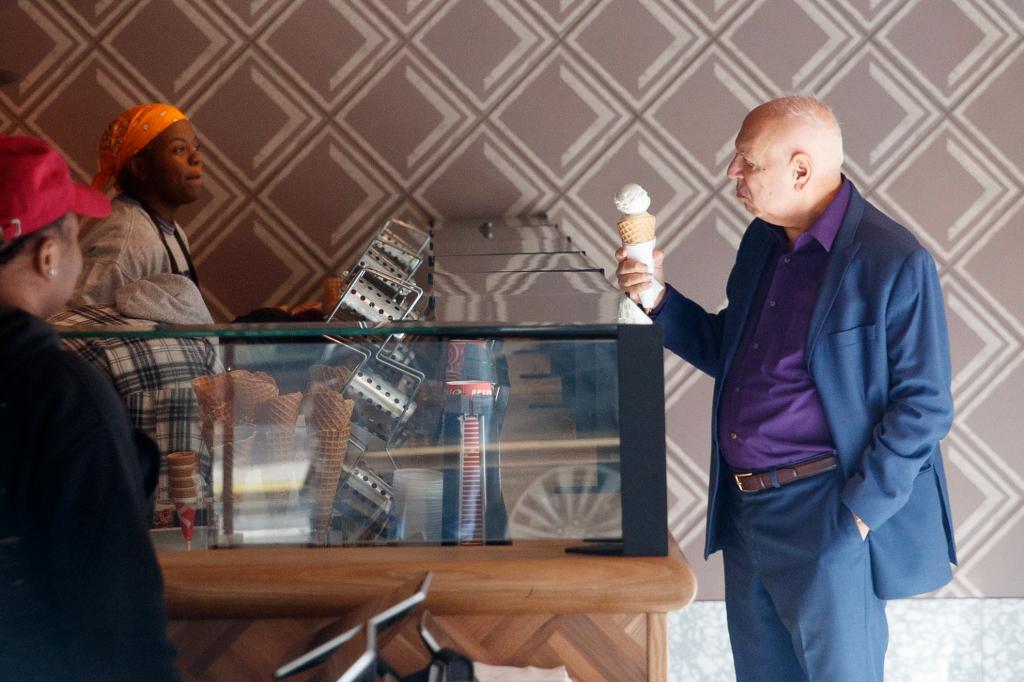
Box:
[255,392,302,429]
[168,466,195,481]
[261,428,297,459]
[170,481,197,500]
[192,373,233,410]
[314,429,349,462]
[231,373,279,423]
[314,507,334,538]
[312,392,355,432]
[617,212,656,244]
[167,450,197,465]
[309,364,352,391]
[311,425,348,473]
[198,400,234,452]
[312,455,340,536]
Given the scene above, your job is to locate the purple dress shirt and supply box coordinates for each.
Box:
[716,180,852,472]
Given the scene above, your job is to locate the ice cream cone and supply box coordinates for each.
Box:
[170,475,197,497]
[167,451,198,468]
[311,392,355,433]
[311,429,349,541]
[168,464,195,479]
[197,399,234,453]
[617,212,656,244]
[255,392,302,460]
[192,373,233,409]
[309,364,353,392]
[255,392,302,427]
[231,372,278,423]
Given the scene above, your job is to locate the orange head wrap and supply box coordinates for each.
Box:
[91,103,188,192]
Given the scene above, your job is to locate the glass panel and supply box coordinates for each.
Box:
[63,328,623,550]
[57,321,621,340]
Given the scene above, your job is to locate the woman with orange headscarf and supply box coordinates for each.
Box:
[74,103,204,306]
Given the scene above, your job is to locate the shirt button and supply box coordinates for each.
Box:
[784,256,791,264]
[769,300,777,307]
[734,387,740,393]
[752,342,759,349]
[730,432,738,440]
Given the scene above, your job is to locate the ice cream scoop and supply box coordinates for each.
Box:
[614,182,663,309]
[614,183,651,215]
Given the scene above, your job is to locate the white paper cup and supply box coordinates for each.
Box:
[393,468,443,541]
[624,239,664,309]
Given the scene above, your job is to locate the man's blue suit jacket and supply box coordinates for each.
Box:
[655,183,956,599]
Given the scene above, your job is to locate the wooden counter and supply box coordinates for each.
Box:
[160,539,696,681]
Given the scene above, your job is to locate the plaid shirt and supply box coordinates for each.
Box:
[51,305,221,483]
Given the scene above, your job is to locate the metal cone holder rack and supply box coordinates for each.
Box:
[313,219,432,544]
[372,218,430,275]
[326,265,425,446]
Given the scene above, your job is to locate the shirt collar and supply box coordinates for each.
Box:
[767,177,851,253]
[800,177,850,253]
[118,193,177,236]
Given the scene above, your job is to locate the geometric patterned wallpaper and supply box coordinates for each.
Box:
[2,0,1022,599]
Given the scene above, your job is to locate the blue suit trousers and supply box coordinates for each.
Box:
[721,467,888,681]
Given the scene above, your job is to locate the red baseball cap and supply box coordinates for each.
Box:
[0,135,110,247]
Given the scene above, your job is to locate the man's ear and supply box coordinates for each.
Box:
[125,153,149,182]
[792,152,812,191]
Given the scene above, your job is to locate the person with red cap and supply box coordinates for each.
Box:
[0,135,178,680]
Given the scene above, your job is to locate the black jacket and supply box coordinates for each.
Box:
[0,306,177,681]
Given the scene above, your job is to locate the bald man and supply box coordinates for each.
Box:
[617,97,955,681]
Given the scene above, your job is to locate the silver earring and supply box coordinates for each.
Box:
[46,267,56,277]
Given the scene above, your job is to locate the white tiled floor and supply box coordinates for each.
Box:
[669,599,1024,681]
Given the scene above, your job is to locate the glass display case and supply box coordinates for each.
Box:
[58,321,666,555]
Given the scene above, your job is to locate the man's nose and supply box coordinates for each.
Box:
[726,155,742,179]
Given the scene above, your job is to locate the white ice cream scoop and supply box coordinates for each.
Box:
[614,183,651,214]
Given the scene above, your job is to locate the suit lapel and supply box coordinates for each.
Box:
[805,185,866,368]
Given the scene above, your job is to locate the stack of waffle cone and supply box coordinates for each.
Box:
[322,276,343,314]
[230,370,278,424]
[617,212,656,244]
[167,451,199,501]
[311,392,355,539]
[167,450,199,547]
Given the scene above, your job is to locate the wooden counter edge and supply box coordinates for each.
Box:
[159,539,697,619]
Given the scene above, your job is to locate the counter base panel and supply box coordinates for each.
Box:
[169,611,667,681]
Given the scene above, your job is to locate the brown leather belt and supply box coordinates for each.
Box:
[733,454,838,493]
